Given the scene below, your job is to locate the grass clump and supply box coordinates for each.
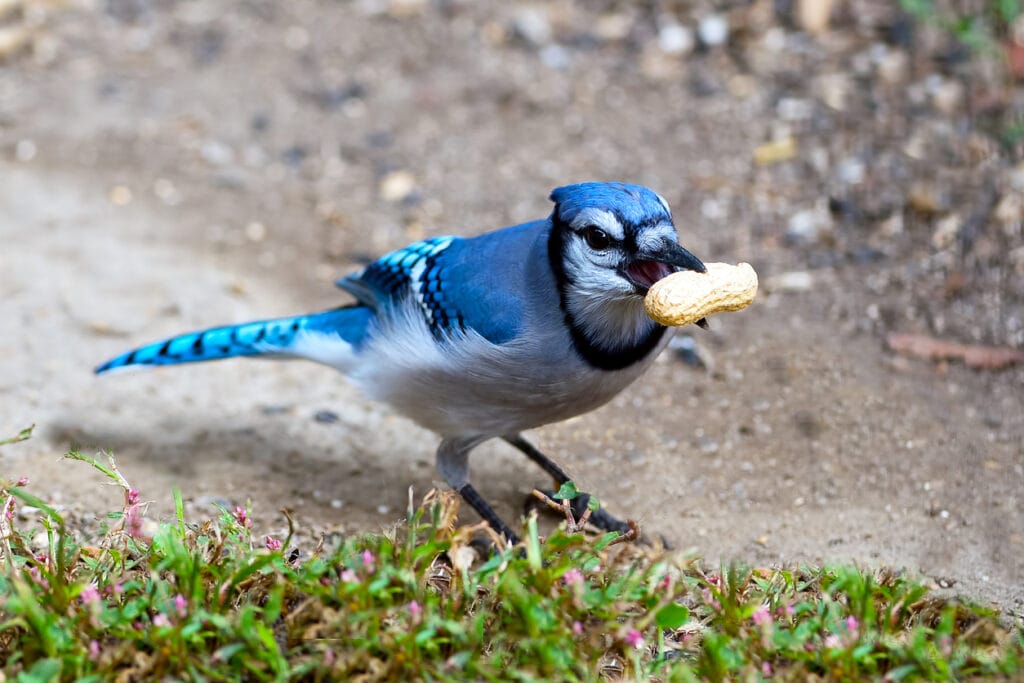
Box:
[0,440,1021,681]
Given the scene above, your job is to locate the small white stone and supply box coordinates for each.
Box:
[931,214,960,250]
[200,140,234,166]
[539,44,569,69]
[769,271,814,292]
[330,499,344,509]
[658,23,694,55]
[512,7,552,47]
[379,170,416,202]
[777,97,814,122]
[31,531,49,551]
[786,207,831,244]
[932,79,964,115]
[836,157,865,185]
[877,49,908,85]
[697,14,729,47]
[376,504,391,515]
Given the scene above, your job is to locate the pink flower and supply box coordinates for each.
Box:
[625,628,644,650]
[361,550,376,573]
[125,506,145,540]
[845,615,859,635]
[324,648,336,665]
[562,568,584,587]
[752,606,772,626]
[265,535,282,552]
[824,634,841,649]
[786,605,795,615]
[572,620,584,635]
[121,489,148,539]
[659,574,672,590]
[173,594,188,618]
[340,569,358,583]
[89,640,101,661]
[762,661,772,676]
[408,600,422,624]
[15,477,29,487]
[152,613,171,628]
[79,583,101,605]
[233,505,250,528]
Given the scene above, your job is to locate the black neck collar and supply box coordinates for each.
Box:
[547,218,667,371]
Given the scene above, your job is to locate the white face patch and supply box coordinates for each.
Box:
[568,208,625,241]
[563,237,627,284]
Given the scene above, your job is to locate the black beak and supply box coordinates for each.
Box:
[648,241,707,274]
[637,241,710,330]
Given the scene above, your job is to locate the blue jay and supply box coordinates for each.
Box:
[96,182,706,543]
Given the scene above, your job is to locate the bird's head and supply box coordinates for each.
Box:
[547,182,707,369]
[549,182,705,301]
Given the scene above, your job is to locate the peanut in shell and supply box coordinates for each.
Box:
[644,262,758,327]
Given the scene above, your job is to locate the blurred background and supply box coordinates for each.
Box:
[0,0,1021,611]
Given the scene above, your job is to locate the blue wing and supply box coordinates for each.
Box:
[336,221,545,344]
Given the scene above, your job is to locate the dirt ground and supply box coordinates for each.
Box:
[1,0,1022,615]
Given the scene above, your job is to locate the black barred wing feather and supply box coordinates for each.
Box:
[336,236,466,339]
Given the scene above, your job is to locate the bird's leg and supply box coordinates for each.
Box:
[503,434,632,535]
[436,437,519,545]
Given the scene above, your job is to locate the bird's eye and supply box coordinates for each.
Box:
[581,226,611,251]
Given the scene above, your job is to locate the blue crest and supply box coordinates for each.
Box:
[549,182,671,227]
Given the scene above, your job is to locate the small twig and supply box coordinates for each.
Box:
[530,489,565,514]
[0,491,15,569]
[476,519,507,550]
[605,520,641,547]
[279,507,296,554]
[104,452,134,492]
[529,489,594,534]
[576,504,594,531]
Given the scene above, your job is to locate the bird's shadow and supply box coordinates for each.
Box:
[42,415,533,526]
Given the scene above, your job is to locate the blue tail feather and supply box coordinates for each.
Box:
[95,306,373,374]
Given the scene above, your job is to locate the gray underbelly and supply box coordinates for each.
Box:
[367,357,653,438]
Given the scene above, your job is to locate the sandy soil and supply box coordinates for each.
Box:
[1,0,1021,615]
